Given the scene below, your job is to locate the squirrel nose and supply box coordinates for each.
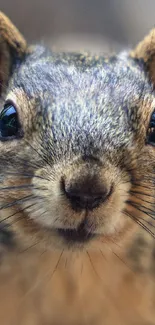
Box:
[63,177,111,211]
[66,191,104,210]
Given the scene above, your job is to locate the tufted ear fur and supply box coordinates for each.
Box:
[130,29,155,86]
[0,11,27,96]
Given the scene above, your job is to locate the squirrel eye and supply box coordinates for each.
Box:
[147,111,155,145]
[0,102,20,140]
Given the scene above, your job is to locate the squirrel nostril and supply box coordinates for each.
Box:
[62,177,112,211]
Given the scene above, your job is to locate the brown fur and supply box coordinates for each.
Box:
[130,28,155,86]
[0,12,27,100]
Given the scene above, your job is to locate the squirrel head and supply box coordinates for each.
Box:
[0,11,155,250]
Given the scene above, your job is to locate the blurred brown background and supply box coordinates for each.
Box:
[1,0,155,52]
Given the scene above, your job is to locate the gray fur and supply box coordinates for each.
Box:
[8,46,153,163]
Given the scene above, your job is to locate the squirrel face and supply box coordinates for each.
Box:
[0,12,155,250]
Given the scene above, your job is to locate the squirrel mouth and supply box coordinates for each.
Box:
[57,222,95,243]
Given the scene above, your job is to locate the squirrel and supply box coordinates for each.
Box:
[0,10,155,325]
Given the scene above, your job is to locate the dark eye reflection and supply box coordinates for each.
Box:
[147,111,155,145]
[0,103,21,139]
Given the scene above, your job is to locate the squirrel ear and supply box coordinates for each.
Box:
[0,11,27,95]
[130,29,155,85]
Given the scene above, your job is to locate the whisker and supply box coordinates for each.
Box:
[129,189,154,199]
[0,184,34,191]
[4,172,50,181]
[0,185,49,192]
[17,249,64,312]
[26,140,53,170]
[99,249,107,261]
[124,210,155,238]
[138,216,155,229]
[120,180,131,186]
[126,200,155,218]
[109,238,122,249]
[86,250,100,279]
[19,240,40,254]
[101,240,135,274]
[80,261,83,275]
[132,182,154,190]
[129,191,154,205]
[0,202,37,226]
[49,250,64,280]
[15,156,44,170]
[0,194,38,211]
[112,250,135,273]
